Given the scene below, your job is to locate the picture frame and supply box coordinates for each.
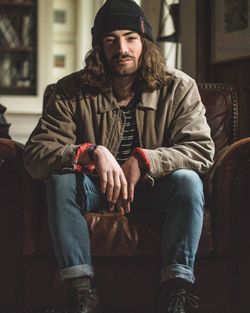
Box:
[212,0,250,64]
[52,43,75,82]
[53,0,75,35]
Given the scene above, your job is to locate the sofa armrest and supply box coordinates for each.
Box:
[0,138,44,256]
[0,138,23,162]
[204,138,250,255]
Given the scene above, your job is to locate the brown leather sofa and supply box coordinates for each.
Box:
[1,83,250,313]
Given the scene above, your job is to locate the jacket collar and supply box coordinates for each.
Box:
[97,88,159,113]
[139,91,159,110]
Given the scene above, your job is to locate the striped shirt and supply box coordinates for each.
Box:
[116,96,139,165]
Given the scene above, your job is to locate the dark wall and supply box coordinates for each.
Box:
[196,1,250,139]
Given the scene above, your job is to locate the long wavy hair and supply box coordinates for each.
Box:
[81,37,170,95]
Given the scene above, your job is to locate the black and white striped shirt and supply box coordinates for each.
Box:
[116,97,139,165]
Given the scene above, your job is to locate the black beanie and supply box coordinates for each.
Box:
[91,0,154,47]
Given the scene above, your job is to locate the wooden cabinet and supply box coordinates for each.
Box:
[0,0,37,95]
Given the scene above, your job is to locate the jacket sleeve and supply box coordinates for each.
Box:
[23,84,79,180]
[143,78,215,179]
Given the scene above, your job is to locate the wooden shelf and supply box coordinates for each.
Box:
[0,86,36,95]
[0,47,35,52]
[0,2,35,7]
[0,0,37,96]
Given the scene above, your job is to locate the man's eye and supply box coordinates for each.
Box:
[104,38,115,44]
[127,36,138,41]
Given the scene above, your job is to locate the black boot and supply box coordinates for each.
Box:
[69,287,101,313]
[159,288,199,313]
[158,279,199,313]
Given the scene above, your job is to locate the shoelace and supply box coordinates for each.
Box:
[76,289,99,310]
[78,290,87,309]
[168,289,199,313]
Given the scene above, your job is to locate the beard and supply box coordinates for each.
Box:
[106,53,139,77]
[109,66,137,77]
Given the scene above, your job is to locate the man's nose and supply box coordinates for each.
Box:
[117,39,129,54]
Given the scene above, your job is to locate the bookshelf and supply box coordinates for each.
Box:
[0,0,37,95]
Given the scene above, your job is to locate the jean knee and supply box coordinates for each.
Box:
[45,173,83,216]
[46,173,77,198]
[170,169,204,207]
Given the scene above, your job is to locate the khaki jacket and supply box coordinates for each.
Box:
[23,68,215,181]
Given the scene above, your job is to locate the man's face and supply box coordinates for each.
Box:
[102,29,143,77]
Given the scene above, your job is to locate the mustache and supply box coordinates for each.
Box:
[111,53,135,61]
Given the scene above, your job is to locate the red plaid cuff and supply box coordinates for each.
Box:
[132,147,150,173]
[74,143,95,173]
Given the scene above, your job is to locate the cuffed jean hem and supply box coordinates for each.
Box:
[161,264,195,284]
[59,264,94,281]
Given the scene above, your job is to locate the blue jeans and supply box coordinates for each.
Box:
[45,169,204,283]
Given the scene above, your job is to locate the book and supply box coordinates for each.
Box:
[22,15,30,47]
[0,14,21,48]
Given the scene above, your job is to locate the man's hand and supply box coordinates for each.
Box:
[116,155,142,214]
[90,145,128,208]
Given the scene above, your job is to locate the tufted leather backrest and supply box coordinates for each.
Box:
[197,83,238,156]
[43,83,239,156]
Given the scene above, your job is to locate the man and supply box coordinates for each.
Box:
[23,0,214,312]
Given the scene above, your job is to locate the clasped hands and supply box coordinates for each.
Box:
[79,145,142,215]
